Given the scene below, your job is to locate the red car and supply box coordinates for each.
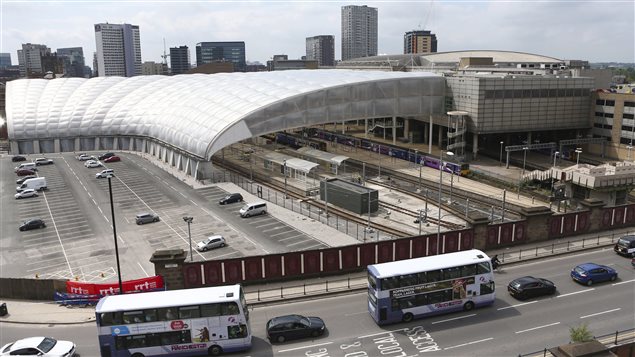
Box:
[104,156,121,163]
[16,168,36,176]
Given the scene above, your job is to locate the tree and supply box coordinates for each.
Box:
[570,323,593,343]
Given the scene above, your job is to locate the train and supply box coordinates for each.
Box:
[267,130,471,176]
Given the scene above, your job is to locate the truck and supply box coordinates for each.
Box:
[16,177,47,192]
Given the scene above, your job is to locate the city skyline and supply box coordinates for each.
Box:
[1,0,634,70]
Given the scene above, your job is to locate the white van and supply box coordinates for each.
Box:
[16,177,47,192]
[239,201,267,218]
[14,162,37,172]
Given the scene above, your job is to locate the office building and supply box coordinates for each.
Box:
[592,92,635,160]
[94,23,142,77]
[404,30,437,54]
[142,61,167,75]
[0,53,11,68]
[267,55,318,71]
[196,42,246,72]
[306,35,335,67]
[169,46,190,75]
[57,47,87,77]
[17,43,50,77]
[341,5,378,61]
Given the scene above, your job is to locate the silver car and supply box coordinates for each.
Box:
[15,189,38,199]
[135,212,160,225]
[84,160,103,168]
[196,235,226,251]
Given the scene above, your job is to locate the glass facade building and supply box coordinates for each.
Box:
[196,42,246,72]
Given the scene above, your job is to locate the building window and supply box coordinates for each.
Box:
[605,100,615,106]
[625,101,635,107]
[596,99,605,105]
[624,113,634,119]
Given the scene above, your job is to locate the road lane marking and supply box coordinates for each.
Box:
[358,328,409,339]
[515,322,560,334]
[498,300,538,310]
[556,289,594,298]
[443,337,493,350]
[432,313,476,324]
[580,308,621,319]
[613,279,635,285]
[277,342,333,353]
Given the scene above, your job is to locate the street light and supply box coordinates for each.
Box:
[437,150,454,255]
[283,159,288,199]
[518,146,528,198]
[183,216,193,262]
[575,147,582,165]
[551,151,560,197]
[499,141,504,166]
[107,175,123,294]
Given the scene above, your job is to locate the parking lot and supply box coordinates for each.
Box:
[1,152,329,282]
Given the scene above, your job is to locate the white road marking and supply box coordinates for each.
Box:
[580,308,621,319]
[431,313,476,324]
[497,300,538,310]
[358,328,409,339]
[137,262,149,277]
[444,337,493,350]
[277,342,333,353]
[40,190,74,276]
[557,289,594,298]
[613,279,635,285]
[515,322,560,334]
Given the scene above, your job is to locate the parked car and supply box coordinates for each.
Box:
[266,314,326,343]
[0,336,77,357]
[34,157,54,165]
[98,152,115,160]
[16,168,36,176]
[84,160,103,168]
[507,276,556,300]
[15,162,37,172]
[16,175,37,184]
[95,169,114,178]
[135,212,160,225]
[11,155,27,162]
[103,155,121,163]
[614,235,635,257]
[19,218,46,231]
[15,189,39,199]
[571,263,618,286]
[219,193,243,205]
[77,154,96,161]
[16,177,47,192]
[196,235,226,251]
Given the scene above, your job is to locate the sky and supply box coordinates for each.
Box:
[1,0,634,69]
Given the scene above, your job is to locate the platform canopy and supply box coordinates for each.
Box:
[6,69,444,159]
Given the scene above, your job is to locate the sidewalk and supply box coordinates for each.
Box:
[1,226,629,325]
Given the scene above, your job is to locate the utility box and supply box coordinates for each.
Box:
[320,178,378,215]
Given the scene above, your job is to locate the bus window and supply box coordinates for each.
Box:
[178,306,200,319]
[462,264,477,276]
[426,270,442,282]
[481,282,495,295]
[221,302,239,315]
[100,313,113,326]
[443,267,461,280]
[122,311,144,324]
[201,303,221,317]
[477,262,491,274]
[367,275,377,289]
[144,309,158,322]
[400,274,418,287]
[228,324,248,339]
[158,308,177,321]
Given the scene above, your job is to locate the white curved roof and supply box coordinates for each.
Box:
[6,70,444,159]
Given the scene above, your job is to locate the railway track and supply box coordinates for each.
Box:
[379,200,464,230]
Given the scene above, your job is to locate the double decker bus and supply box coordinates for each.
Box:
[95,284,251,356]
[367,249,496,325]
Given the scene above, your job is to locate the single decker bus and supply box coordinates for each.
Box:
[95,284,251,356]
[367,249,496,325]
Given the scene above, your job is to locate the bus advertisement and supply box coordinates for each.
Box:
[367,249,496,325]
[95,284,251,356]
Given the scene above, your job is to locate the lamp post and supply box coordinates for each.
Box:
[283,159,288,199]
[518,146,528,198]
[437,151,454,255]
[551,151,560,196]
[575,147,582,165]
[183,216,193,262]
[107,175,123,294]
[499,141,504,166]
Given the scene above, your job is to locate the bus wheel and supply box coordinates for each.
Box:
[463,301,475,311]
[208,345,223,356]
[402,313,414,323]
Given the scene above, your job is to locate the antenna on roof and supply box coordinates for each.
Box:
[161,38,170,66]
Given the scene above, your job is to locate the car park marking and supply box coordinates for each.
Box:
[137,262,149,277]
[431,313,476,325]
[515,322,560,334]
[41,190,74,276]
[497,300,538,310]
[443,337,493,350]
[580,308,621,319]
[277,342,333,353]
[613,279,635,285]
[556,289,594,298]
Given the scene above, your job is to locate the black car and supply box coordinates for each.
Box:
[16,175,37,184]
[19,219,46,232]
[98,152,115,160]
[11,155,27,162]
[219,193,243,205]
[508,276,556,300]
[266,314,326,343]
[614,235,635,257]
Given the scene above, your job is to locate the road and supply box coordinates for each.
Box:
[1,248,632,356]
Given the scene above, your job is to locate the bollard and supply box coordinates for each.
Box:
[0,303,7,317]
[535,246,538,257]
[567,241,570,251]
[280,286,283,298]
[303,284,306,295]
[348,277,350,289]
[257,289,261,301]
[326,281,329,292]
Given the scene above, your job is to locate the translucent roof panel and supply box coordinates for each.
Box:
[7,70,444,159]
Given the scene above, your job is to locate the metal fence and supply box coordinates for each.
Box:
[518,328,635,357]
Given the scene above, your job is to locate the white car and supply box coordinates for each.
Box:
[0,336,77,357]
[96,169,114,178]
[84,160,103,168]
[77,154,96,161]
[34,157,54,165]
[196,235,226,251]
[15,189,39,199]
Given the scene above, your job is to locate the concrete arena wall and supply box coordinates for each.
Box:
[0,278,66,300]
